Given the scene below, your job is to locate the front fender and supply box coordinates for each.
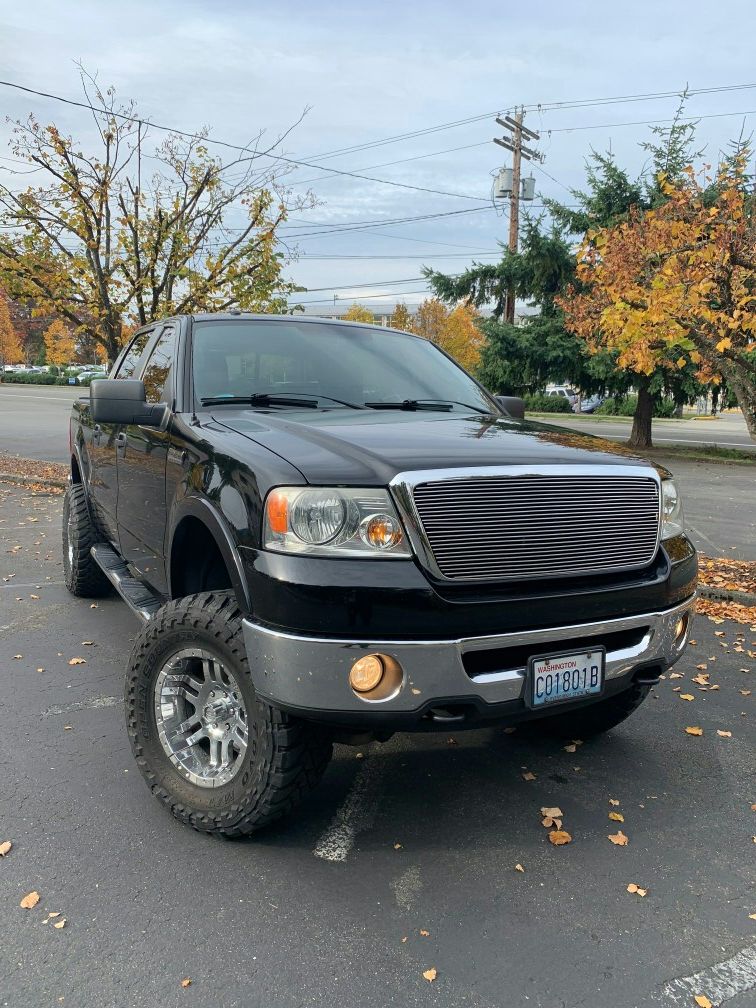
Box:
[168,496,252,613]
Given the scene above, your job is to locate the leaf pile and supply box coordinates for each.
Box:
[698,554,756,595]
[696,597,756,628]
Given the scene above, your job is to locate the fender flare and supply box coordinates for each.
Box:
[168,496,252,613]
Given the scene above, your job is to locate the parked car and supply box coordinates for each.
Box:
[64,313,697,836]
[544,385,578,406]
[579,395,605,414]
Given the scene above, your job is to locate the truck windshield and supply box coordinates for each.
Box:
[192,320,497,414]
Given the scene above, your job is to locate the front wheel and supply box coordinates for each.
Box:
[125,591,332,836]
[525,681,652,739]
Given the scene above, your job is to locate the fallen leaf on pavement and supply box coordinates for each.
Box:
[685,726,704,736]
[81,641,95,646]
[181,978,192,988]
[694,995,713,1008]
[692,674,710,686]
[669,672,684,679]
[541,807,563,819]
[420,929,429,937]
[696,664,708,670]
[563,743,577,752]
[609,799,620,806]
[0,840,11,857]
[20,891,40,909]
[393,843,402,850]
[515,863,525,872]
[741,690,752,696]
[548,829,572,846]
[68,657,86,665]
[680,694,695,701]
[716,730,733,738]
[53,918,66,929]
[626,883,648,896]
[522,771,536,781]
[422,968,437,982]
[609,811,625,822]
[608,831,629,846]
[12,654,22,660]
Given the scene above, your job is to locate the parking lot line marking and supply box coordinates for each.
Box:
[313,756,385,862]
[660,943,756,1006]
[42,696,122,717]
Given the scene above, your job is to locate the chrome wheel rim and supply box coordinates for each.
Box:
[154,648,248,788]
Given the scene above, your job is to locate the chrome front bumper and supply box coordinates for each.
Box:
[241,596,695,717]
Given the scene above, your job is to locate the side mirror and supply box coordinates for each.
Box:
[90,379,166,426]
[495,395,526,420]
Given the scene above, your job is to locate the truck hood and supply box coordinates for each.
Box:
[212,408,650,485]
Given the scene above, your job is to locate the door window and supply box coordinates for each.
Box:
[140,326,177,404]
[115,329,153,380]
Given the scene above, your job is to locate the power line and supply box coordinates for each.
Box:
[525,82,756,114]
[293,287,434,306]
[0,79,485,202]
[300,277,424,292]
[543,108,756,133]
[295,252,499,259]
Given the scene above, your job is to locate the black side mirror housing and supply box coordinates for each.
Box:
[495,395,526,420]
[90,379,166,426]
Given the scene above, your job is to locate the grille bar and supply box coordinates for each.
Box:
[406,469,661,582]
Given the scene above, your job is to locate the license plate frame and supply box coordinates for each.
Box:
[526,647,606,709]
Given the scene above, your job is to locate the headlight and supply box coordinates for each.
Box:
[263,487,411,557]
[661,479,685,540]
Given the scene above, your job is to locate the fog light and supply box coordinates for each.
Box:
[350,655,385,693]
[673,613,690,646]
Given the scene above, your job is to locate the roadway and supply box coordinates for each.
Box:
[1,481,754,1008]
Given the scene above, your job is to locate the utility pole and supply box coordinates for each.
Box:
[494,108,540,323]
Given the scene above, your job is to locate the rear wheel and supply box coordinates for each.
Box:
[62,483,112,597]
[526,681,652,738]
[126,591,332,836]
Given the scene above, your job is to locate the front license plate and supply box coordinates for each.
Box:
[528,649,605,708]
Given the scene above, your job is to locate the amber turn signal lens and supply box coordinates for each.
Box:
[266,491,289,535]
[349,655,385,693]
[360,513,403,550]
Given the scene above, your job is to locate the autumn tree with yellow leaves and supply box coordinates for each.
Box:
[0,290,22,369]
[0,70,311,363]
[43,319,77,367]
[559,158,756,446]
[436,304,484,373]
[389,303,414,332]
[342,303,375,323]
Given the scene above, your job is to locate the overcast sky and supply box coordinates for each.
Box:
[1,0,755,311]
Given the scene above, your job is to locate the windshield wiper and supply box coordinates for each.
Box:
[364,398,490,413]
[201,392,366,410]
[364,399,453,411]
[201,394,319,408]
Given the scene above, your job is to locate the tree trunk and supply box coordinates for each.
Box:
[729,375,756,442]
[628,377,654,449]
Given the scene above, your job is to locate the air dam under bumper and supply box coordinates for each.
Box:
[242,596,694,719]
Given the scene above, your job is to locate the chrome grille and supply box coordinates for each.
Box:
[409,470,660,581]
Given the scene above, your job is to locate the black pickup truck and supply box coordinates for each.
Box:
[65,313,697,836]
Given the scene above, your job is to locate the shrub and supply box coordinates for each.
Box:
[2,372,56,385]
[523,394,572,413]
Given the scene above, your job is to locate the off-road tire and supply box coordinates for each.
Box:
[126,591,333,836]
[527,681,652,738]
[62,483,112,597]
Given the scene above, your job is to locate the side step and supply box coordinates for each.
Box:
[90,544,163,622]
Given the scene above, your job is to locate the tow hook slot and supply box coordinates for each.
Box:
[633,667,662,686]
[427,706,467,723]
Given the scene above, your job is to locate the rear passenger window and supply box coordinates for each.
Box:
[141,326,177,403]
[115,330,153,379]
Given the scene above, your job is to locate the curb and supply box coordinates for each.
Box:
[698,585,756,606]
[0,471,67,490]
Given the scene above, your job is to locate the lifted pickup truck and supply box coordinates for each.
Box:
[65,313,697,836]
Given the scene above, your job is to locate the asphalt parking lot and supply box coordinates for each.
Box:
[1,482,754,1008]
